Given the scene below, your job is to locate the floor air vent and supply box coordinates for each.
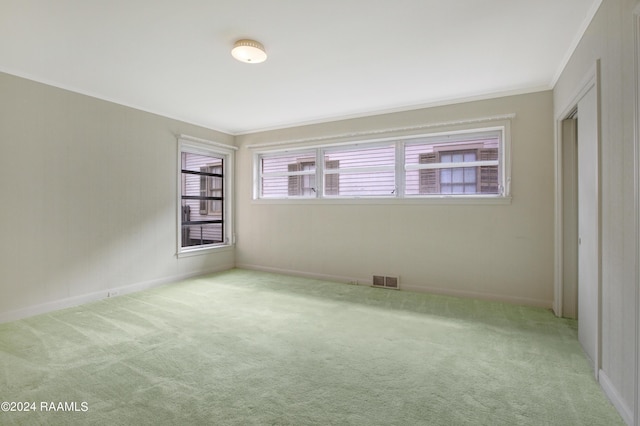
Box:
[372,275,400,290]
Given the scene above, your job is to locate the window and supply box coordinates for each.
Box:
[288,158,316,196]
[434,150,478,194]
[260,151,316,198]
[178,137,235,254]
[200,164,223,214]
[254,124,509,201]
[405,134,501,196]
[323,144,395,197]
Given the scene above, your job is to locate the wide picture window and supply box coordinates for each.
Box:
[255,125,508,200]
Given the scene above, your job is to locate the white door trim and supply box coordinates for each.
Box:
[633,5,640,425]
[554,62,598,317]
[553,60,601,378]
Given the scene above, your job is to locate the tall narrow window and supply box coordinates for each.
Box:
[179,137,234,254]
[181,152,224,247]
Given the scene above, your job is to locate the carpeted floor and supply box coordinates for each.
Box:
[0,269,624,425]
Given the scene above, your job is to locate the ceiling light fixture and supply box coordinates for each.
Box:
[231,39,267,64]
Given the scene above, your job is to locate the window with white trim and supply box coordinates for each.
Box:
[404,132,501,196]
[260,151,316,198]
[179,138,234,254]
[254,125,509,200]
[323,144,395,197]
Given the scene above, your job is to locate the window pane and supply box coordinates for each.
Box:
[261,176,288,197]
[261,152,316,198]
[325,145,395,169]
[262,153,315,174]
[181,151,224,249]
[464,167,476,182]
[327,171,395,197]
[182,172,201,197]
[324,145,395,197]
[405,136,499,196]
[181,223,223,247]
[261,174,317,198]
[441,169,452,184]
[182,152,222,172]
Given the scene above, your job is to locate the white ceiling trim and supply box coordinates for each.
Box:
[0,65,235,136]
[236,86,546,136]
[551,0,603,87]
[1,0,602,135]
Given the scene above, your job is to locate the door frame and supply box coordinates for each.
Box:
[634,5,640,426]
[553,60,602,378]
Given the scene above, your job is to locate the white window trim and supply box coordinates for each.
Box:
[403,126,509,198]
[177,135,236,257]
[252,119,512,204]
[321,141,397,198]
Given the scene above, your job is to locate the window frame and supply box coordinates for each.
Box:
[178,136,235,257]
[252,121,511,203]
[258,150,318,199]
[403,128,505,198]
[321,142,398,199]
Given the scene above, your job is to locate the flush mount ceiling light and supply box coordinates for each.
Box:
[231,39,267,64]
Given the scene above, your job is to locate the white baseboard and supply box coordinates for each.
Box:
[0,264,234,324]
[236,263,552,308]
[599,369,633,426]
[236,263,366,285]
[400,283,552,309]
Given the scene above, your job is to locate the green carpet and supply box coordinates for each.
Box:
[0,269,624,425]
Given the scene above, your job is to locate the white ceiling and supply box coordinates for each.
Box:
[0,0,600,134]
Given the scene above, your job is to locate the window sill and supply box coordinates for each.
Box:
[252,196,512,206]
[177,244,234,258]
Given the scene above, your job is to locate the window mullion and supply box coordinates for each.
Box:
[263,170,316,178]
[316,148,323,198]
[395,141,404,197]
[406,160,498,171]
[324,165,395,174]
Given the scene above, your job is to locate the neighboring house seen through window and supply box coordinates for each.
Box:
[255,125,508,200]
[415,144,499,195]
[200,165,223,214]
[179,137,234,254]
[288,159,316,196]
[181,152,224,247]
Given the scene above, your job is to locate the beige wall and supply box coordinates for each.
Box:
[1,2,636,421]
[553,0,639,423]
[0,72,235,321]
[236,91,555,307]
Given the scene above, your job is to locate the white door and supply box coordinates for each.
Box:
[577,85,599,373]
